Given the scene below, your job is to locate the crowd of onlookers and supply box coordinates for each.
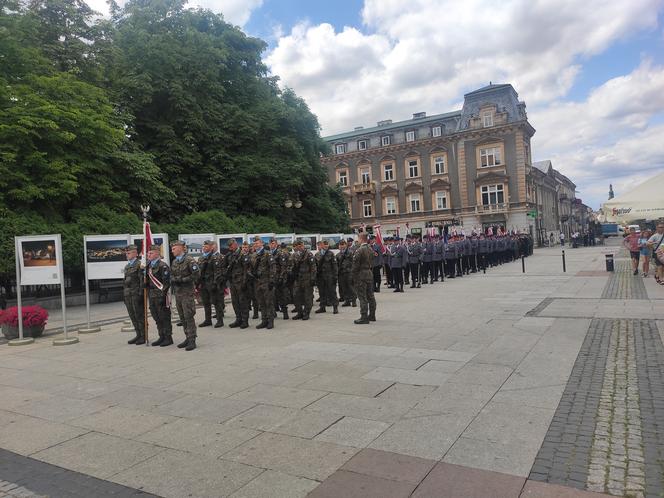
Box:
[623,222,664,284]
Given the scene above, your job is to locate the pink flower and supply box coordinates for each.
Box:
[0,306,49,328]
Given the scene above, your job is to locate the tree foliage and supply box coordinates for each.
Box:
[0,0,348,283]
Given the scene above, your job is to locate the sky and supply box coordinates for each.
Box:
[89,0,664,210]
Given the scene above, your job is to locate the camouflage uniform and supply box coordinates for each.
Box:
[291,248,316,320]
[336,246,356,306]
[250,248,277,329]
[272,246,291,319]
[315,249,338,313]
[147,257,172,344]
[227,247,251,328]
[123,257,144,341]
[198,250,225,327]
[352,242,376,323]
[171,252,200,345]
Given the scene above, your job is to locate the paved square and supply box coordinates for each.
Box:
[1,241,662,497]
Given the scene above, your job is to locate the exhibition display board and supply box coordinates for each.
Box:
[178,233,215,259]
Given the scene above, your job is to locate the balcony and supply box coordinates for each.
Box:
[353,182,376,194]
[475,203,509,215]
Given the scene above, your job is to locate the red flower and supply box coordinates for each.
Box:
[0,306,49,328]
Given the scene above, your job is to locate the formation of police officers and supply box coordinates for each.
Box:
[122,231,379,351]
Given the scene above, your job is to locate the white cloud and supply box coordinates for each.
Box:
[87,0,262,26]
[267,0,664,208]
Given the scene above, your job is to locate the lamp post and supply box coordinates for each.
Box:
[284,196,302,232]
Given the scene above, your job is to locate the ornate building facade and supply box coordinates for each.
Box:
[321,83,539,236]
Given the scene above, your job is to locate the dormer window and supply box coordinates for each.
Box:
[335,143,346,154]
[432,126,442,137]
[483,112,493,128]
[406,130,415,142]
[381,136,391,146]
[357,140,367,151]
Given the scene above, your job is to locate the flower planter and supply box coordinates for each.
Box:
[2,324,45,340]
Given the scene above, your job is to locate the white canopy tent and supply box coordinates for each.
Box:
[600,171,664,223]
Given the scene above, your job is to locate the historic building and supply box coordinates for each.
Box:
[321,83,539,236]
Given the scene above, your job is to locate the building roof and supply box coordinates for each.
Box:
[532,160,552,173]
[323,110,461,142]
[464,83,513,97]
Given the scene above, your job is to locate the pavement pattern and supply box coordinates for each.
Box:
[0,240,662,497]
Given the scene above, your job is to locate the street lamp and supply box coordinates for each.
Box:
[284,198,293,209]
[284,196,302,209]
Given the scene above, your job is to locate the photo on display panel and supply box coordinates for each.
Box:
[217,234,246,254]
[295,234,319,252]
[86,239,127,263]
[178,234,215,259]
[21,239,57,267]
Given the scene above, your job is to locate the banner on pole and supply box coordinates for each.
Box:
[16,235,62,285]
[131,233,169,265]
[85,234,131,280]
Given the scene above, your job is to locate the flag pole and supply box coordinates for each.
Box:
[141,205,150,346]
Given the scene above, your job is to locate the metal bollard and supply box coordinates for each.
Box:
[562,250,566,273]
[522,255,525,273]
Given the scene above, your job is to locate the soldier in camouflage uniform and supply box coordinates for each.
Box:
[314,239,339,314]
[291,239,316,320]
[170,240,200,351]
[250,236,277,329]
[336,239,356,307]
[352,232,376,324]
[269,239,291,320]
[197,240,225,328]
[123,245,145,345]
[226,239,251,329]
[146,245,173,347]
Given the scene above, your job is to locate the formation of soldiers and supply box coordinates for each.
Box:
[380,231,534,291]
[122,232,379,351]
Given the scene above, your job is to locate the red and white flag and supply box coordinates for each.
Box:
[141,221,153,268]
[373,224,387,254]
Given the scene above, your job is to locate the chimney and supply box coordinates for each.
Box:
[377,119,392,127]
[412,112,426,119]
[354,126,364,131]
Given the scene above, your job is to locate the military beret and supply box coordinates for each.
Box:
[241,240,249,246]
[125,244,138,251]
[280,242,287,248]
[149,244,161,251]
[253,236,262,242]
[171,240,186,247]
[203,239,215,245]
[347,237,354,243]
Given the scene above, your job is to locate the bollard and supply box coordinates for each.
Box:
[562,250,566,273]
[522,255,525,273]
[483,255,486,274]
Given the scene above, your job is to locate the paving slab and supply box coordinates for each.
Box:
[520,480,614,497]
[229,470,318,498]
[443,436,541,477]
[229,384,328,409]
[269,410,343,439]
[314,416,390,447]
[308,469,416,498]
[224,404,299,432]
[111,448,263,498]
[0,416,89,455]
[412,461,525,498]
[10,396,110,423]
[340,448,435,485]
[90,385,187,411]
[31,432,162,479]
[153,394,256,423]
[68,405,177,438]
[138,417,260,458]
[222,432,358,481]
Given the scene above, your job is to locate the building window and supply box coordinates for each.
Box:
[335,143,346,154]
[406,130,415,142]
[435,191,448,210]
[432,126,442,137]
[381,135,391,146]
[409,194,421,212]
[360,168,371,184]
[433,155,446,175]
[481,184,505,205]
[363,199,373,217]
[358,140,367,151]
[480,146,502,167]
[383,163,394,181]
[337,170,348,186]
[408,159,419,178]
[483,112,493,128]
[385,196,397,215]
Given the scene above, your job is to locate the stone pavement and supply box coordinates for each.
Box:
[0,240,662,497]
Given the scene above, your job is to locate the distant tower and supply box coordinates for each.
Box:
[608,184,614,200]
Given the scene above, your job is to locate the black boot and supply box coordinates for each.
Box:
[352,301,357,307]
[315,306,326,314]
[228,320,240,328]
[214,318,224,328]
[128,335,139,345]
[135,336,146,345]
[354,314,370,324]
[256,317,268,329]
[369,312,376,322]
[177,338,189,348]
[198,320,212,327]
[266,318,274,330]
[292,313,303,320]
[160,336,173,347]
[240,321,249,329]
[393,288,400,293]
[176,321,183,327]
[185,338,196,351]
[333,305,339,314]
[302,310,310,321]
[283,310,289,320]
[152,336,164,347]
[341,301,351,307]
